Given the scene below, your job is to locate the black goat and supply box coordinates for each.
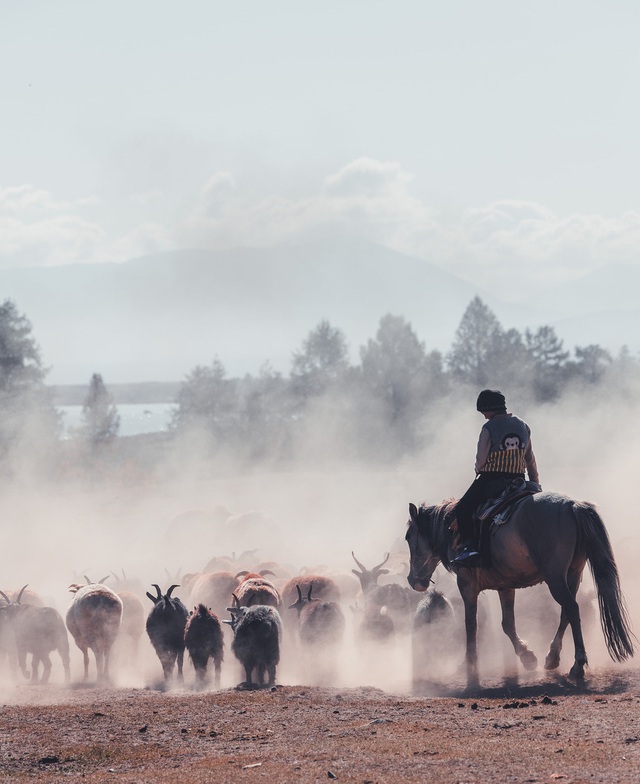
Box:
[184,604,224,688]
[352,603,396,643]
[412,588,459,684]
[351,552,415,635]
[0,586,70,684]
[224,594,282,689]
[413,589,455,629]
[145,584,189,684]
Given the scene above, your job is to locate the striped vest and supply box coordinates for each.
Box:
[479,414,530,475]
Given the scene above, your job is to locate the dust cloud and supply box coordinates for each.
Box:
[0,384,638,698]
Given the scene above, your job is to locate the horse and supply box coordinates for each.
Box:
[405,492,634,689]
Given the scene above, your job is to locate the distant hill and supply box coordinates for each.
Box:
[515,263,640,355]
[0,238,490,384]
[0,238,636,385]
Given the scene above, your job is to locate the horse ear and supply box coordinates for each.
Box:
[409,503,418,521]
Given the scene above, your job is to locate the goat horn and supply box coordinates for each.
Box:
[0,590,10,604]
[166,584,180,597]
[295,585,302,601]
[84,575,92,584]
[99,575,110,584]
[351,551,367,573]
[151,584,162,598]
[234,570,249,579]
[307,582,313,602]
[259,569,276,577]
[372,553,390,572]
[16,584,28,604]
[231,593,240,608]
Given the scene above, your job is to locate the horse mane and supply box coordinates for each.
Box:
[418,498,458,571]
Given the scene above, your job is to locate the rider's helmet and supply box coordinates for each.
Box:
[476,389,506,413]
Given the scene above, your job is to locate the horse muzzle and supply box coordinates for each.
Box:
[407,572,433,592]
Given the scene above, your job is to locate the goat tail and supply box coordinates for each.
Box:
[575,501,636,662]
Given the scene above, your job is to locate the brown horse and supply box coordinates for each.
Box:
[405,492,634,689]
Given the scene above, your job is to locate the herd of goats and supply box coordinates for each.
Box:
[0,550,467,691]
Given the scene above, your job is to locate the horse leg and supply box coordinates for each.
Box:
[459,584,480,689]
[544,574,587,679]
[498,589,538,671]
[544,608,569,670]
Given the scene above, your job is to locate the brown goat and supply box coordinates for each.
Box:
[188,571,242,619]
[116,590,145,657]
[233,573,281,608]
[0,586,45,608]
[0,586,70,684]
[281,575,341,627]
[288,584,345,648]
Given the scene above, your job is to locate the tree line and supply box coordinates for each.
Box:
[0,295,637,475]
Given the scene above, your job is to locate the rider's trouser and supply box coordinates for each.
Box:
[455,472,524,543]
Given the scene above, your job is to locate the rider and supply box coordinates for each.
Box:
[452,389,540,566]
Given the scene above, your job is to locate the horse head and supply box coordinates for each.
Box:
[405,503,442,592]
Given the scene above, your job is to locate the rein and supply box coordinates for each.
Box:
[419,500,457,572]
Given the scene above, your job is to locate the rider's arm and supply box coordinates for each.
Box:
[525,438,539,484]
[474,427,491,474]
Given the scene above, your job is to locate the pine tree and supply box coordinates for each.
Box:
[446,297,504,386]
[171,357,237,441]
[0,299,59,463]
[79,373,120,447]
[290,320,350,401]
[360,314,445,422]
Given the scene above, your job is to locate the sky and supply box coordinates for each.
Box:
[2,1,640,294]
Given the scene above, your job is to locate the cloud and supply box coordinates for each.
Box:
[323,157,412,198]
[0,185,65,214]
[445,203,640,289]
[178,158,439,251]
[0,214,105,268]
[4,161,640,293]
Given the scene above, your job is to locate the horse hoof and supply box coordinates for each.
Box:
[568,663,586,680]
[544,653,560,671]
[520,651,538,671]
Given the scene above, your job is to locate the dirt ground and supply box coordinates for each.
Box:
[1,667,639,784]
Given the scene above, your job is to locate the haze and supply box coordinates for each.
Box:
[0,2,639,695]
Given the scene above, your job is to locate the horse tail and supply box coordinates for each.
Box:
[574,501,635,662]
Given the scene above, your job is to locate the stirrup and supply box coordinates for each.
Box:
[452,545,480,566]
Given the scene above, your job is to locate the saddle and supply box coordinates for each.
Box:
[475,477,541,526]
[473,478,542,566]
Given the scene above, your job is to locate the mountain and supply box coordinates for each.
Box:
[511,263,640,355]
[0,239,491,384]
[0,239,635,384]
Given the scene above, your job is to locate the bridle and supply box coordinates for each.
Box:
[407,519,439,585]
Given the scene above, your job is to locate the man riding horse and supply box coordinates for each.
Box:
[453,389,540,566]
